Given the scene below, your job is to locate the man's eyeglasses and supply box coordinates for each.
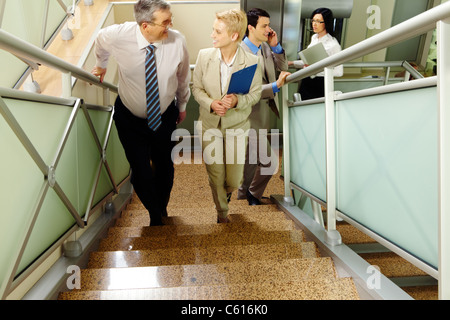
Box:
[149,18,174,29]
[311,20,325,24]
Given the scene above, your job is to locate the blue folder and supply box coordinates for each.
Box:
[227,64,257,94]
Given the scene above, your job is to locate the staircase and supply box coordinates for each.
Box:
[335,221,438,300]
[58,154,360,300]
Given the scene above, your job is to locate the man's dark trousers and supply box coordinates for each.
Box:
[113,96,179,226]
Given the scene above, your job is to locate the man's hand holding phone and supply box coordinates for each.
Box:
[267,28,278,47]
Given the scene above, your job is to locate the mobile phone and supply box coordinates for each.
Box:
[268,31,273,37]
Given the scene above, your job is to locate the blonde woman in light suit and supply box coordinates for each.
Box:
[192,9,262,223]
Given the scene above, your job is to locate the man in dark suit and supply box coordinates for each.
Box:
[238,8,290,205]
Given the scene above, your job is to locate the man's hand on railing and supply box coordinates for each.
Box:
[276,71,291,88]
[91,66,107,83]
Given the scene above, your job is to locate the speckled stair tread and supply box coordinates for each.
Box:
[58,277,360,300]
[124,203,283,214]
[78,257,338,291]
[58,154,363,300]
[115,212,216,226]
[107,219,296,238]
[88,242,320,268]
[120,208,287,220]
[359,252,428,278]
[403,286,438,300]
[115,211,290,227]
[97,229,305,251]
[335,222,377,244]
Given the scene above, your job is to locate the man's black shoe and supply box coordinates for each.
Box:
[246,189,261,206]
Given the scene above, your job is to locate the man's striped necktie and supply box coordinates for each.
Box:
[145,45,162,131]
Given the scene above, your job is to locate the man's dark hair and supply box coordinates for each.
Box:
[245,8,270,36]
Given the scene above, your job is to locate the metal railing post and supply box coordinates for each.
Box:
[62,72,72,98]
[281,86,294,205]
[40,0,50,48]
[103,87,110,106]
[0,0,5,28]
[437,17,450,300]
[384,67,391,86]
[324,67,341,246]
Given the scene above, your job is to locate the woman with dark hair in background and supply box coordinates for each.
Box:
[289,7,343,100]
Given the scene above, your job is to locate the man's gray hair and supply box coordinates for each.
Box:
[134,0,171,25]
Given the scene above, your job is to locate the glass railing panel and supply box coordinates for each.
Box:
[289,102,326,202]
[0,51,27,87]
[105,124,130,188]
[45,1,68,43]
[335,86,438,268]
[0,96,77,278]
[18,187,77,274]
[94,165,115,205]
[1,0,67,47]
[3,97,74,169]
[0,0,68,88]
[74,107,101,212]
[2,0,47,47]
[0,111,44,287]
[1,93,129,281]
[85,107,110,145]
[81,107,129,206]
[14,102,130,276]
[335,78,404,93]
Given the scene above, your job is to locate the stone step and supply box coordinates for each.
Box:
[359,252,428,278]
[121,207,286,219]
[58,277,360,300]
[124,203,283,214]
[336,222,377,244]
[80,258,338,291]
[115,212,215,227]
[403,285,438,300]
[107,219,296,238]
[97,229,305,252]
[115,211,289,227]
[87,242,319,268]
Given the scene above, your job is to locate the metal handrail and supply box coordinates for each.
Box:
[0,29,118,93]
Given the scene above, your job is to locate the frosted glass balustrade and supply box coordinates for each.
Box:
[288,86,438,269]
[0,95,129,283]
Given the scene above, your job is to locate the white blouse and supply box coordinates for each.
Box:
[292,33,343,78]
[219,49,238,95]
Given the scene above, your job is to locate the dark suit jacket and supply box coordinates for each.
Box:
[240,41,288,130]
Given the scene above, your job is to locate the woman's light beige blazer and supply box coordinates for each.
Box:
[192,46,262,131]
